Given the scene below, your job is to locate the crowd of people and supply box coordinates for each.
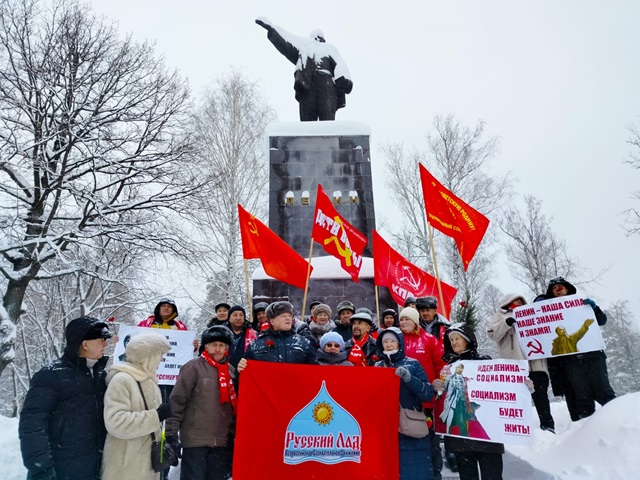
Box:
[18,276,616,480]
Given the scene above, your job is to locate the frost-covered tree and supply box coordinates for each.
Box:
[625,123,640,235]
[187,70,274,311]
[383,114,506,330]
[500,195,584,296]
[0,0,195,376]
[601,301,640,395]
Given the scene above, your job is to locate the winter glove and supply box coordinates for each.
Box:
[583,298,597,309]
[524,378,535,393]
[166,435,182,458]
[505,317,516,327]
[395,366,412,383]
[255,17,272,30]
[156,402,171,422]
[30,468,57,480]
[432,378,445,392]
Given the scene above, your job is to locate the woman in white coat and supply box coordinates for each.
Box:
[102,332,172,480]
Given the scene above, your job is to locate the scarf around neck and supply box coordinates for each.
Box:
[201,351,237,413]
[348,334,370,367]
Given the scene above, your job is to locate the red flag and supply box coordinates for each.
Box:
[238,204,312,290]
[233,361,399,480]
[311,185,368,282]
[372,230,457,317]
[419,164,490,271]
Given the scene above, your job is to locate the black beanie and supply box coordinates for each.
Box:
[227,305,246,318]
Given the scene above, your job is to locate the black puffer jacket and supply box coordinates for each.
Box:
[244,328,316,364]
[19,317,109,480]
[440,322,504,455]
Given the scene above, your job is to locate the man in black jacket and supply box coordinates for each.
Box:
[238,301,316,371]
[19,316,112,480]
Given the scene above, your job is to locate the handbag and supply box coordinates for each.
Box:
[398,407,430,439]
[136,382,179,472]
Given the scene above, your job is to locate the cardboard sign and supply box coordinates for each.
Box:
[435,359,533,446]
[513,294,606,360]
[113,325,196,385]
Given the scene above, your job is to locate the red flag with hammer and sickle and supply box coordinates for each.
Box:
[238,204,312,290]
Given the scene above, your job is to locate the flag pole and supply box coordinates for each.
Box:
[428,224,448,319]
[301,239,314,321]
[374,285,380,326]
[243,259,253,323]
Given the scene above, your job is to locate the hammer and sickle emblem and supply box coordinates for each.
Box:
[323,216,353,266]
[526,339,544,356]
[248,220,259,236]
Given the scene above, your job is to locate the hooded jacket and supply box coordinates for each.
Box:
[102,333,171,480]
[20,317,110,480]
[487,293,548,373]
[374,328,434,411]
[440,323,504,455]
[138,300,187,330]
[402,327,446,409]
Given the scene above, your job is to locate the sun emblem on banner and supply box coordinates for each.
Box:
[312,402,334,426]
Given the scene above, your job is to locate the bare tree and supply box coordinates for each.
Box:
[0,0,196,376]
[187,70,274,309]
[500,195,584,296]
[384,114,506,331]
[601,301,640,395]
[625,123,640,235]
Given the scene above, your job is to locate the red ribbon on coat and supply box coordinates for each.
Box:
[201,351,238,413]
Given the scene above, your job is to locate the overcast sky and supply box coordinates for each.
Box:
[90,0,640,325]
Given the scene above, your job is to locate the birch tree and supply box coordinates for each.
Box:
[187,70,274,309]
[0,0,195,376]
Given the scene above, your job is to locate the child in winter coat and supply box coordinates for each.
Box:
[166,326,237,480]
[102,332,172,480]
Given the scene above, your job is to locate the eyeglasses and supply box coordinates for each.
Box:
[324,342,341,349]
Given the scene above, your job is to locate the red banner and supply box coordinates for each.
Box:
[311,185,368,282]
[238,204,312,290]
[233,361,399,480]
[419,164,489,271]
[372,230,457,316]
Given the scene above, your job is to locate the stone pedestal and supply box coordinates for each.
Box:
[253,122,395,319]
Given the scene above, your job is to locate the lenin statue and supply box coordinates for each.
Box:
[256,17,353,122]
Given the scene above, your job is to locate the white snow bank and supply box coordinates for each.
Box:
[0,415,26,479]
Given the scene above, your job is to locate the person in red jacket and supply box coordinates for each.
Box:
[398,307,446,480]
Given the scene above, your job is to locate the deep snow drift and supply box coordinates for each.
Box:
[2,392,638,479]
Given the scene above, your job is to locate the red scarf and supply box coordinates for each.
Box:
[259,321,270,332]
[201,351,238,413]
[348,334,370,367]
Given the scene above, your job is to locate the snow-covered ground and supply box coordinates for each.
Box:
[2,393,638,479]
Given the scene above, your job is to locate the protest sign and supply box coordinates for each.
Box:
[513,294,606,360]
[435,359,533,446]
[113,325,196,385]
[233,361,399,479]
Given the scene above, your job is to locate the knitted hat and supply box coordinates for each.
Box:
[202,325,232,346]
[313,303,332,318]
[416,296,438,310]
[319,331,345,350]
[350,311,374,326]
[381,330,400,343]
[399,307,420,329]
[227,305,246,319]
[336,300,355,314]
[403,296,417,307]
[253,302,268,313]
[446,322,471,344]
[265,301,295,320]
